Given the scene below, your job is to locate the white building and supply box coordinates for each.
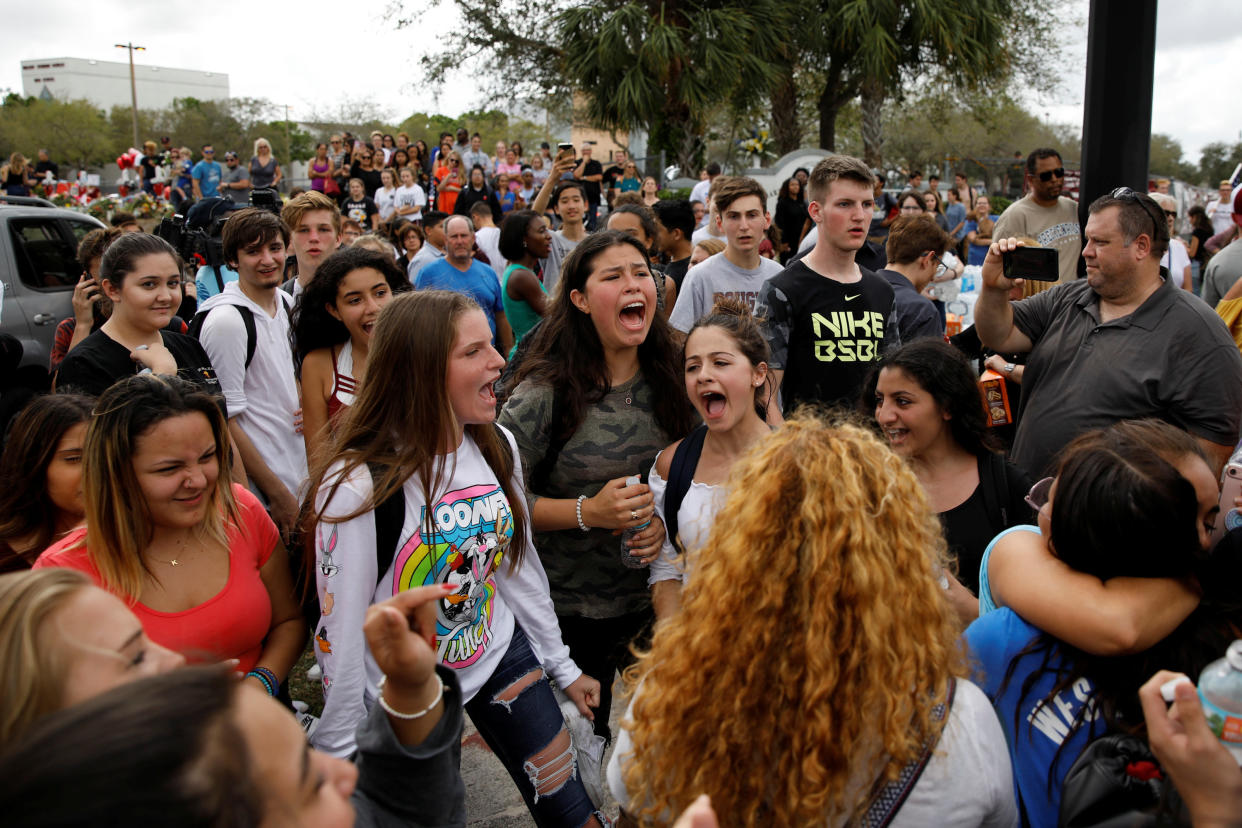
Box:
[20,56,228,110]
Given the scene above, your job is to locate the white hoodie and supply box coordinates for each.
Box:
[197,282,307,497]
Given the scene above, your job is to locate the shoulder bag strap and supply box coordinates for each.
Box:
[856,678,958,828]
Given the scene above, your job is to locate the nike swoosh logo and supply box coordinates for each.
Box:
[845,294,861,301]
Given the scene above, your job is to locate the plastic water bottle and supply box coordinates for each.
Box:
[1198,639,1242,765]
[619,475,650,569]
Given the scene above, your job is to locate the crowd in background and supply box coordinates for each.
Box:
[2,116,1242,828]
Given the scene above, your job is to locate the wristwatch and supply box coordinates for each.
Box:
[1003,362,1015,374]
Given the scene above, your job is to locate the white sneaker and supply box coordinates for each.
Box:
[307,663,323,681]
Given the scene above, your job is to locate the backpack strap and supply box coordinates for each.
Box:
[855,678,958,828]
[664,424,709,554]
[370,424,507,589]
[368,462,406,589]
[529,392,568,493]
[187,304,258,369]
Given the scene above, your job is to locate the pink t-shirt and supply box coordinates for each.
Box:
[35,484,279,673]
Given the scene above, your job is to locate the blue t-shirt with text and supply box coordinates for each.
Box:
[964,608,1104,827]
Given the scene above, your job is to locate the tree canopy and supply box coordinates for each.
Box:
[390,0,1076,171]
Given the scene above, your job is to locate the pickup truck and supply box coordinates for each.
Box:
[0,197,105,381]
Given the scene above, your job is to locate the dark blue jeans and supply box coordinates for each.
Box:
[464,625,604,828]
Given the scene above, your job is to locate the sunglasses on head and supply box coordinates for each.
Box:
[1110,186,1165,239]
[1037,167,1065,182]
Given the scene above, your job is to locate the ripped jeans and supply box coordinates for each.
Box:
[464,625,605,828]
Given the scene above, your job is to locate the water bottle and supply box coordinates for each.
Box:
[619,475,650,569]
[1198,639,1242,765]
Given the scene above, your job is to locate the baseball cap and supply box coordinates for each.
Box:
[223,151,238,160]
[1232,184,1242,214]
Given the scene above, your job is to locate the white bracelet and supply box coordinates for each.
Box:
[576,495,590,532]
[376,674,445,720]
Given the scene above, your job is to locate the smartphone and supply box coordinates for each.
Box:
[557,142,574,154]
[1002,246,1059,282]
[1212,460,1242,544]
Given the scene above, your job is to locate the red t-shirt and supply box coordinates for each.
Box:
[35,485,279,673]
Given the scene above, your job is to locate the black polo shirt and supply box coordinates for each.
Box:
[1009,271,1242,476]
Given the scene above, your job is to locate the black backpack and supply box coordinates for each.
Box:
[187,295,292,370]
[662,424,708,554]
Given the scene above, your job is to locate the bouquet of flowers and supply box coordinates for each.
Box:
[737,128,773,166]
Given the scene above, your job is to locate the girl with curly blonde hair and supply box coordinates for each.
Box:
[607,416,1017,827]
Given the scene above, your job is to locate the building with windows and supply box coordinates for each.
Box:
[19,57,228,110]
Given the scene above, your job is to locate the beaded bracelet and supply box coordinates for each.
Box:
[575,495,590,533]
[246,667,279,697]
[376,674,445,720]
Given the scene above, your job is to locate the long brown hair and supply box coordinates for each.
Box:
[302,290,528,569]
[621,416,963,825]
[79,376,238,601]
[513,231,696,451]
[0,395,93,566]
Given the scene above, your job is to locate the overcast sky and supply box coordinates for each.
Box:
[2,0,1239,162]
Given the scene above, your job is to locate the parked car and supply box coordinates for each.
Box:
[0,198,105,381]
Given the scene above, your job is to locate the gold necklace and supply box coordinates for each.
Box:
[147,541,191,568]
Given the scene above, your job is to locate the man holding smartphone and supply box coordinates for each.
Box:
[572,143,603,230]
[975,189,1242,478]
[992,148,1081,283]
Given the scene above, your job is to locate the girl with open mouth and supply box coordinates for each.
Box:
[646,297,775,618]
[499,230,697,744]
[294,246,411,460]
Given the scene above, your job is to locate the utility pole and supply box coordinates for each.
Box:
[284,103,291,188]
[115,42,145,149]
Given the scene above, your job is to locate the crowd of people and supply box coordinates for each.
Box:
[3,124,1242,828]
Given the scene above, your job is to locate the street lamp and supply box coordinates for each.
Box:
[115,42,145,149]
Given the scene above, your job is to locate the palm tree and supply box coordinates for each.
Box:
[556,0,787,173]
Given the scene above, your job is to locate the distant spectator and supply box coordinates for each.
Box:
[774,177,809,265]
[108,212,140,233]
[218,151,250,204]
[139,141,159,195]
[33,148,59,183]
[339,218,363,247]
[1208,180,1236,236]
[2,153,36,196]
[190,145,222,200]
[249,138,281,191]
